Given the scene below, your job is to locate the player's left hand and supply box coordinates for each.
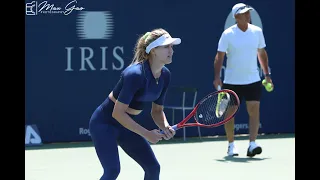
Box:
[162,125,176,140]
[265,76,274,88]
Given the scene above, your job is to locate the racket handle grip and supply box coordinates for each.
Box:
[160,124,178,134]
[217,85,221,90]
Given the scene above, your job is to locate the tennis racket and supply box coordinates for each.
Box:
[161,87,240,133]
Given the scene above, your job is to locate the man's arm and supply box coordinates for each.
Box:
[257,29,270,76]
[214,31,228,88]
[257,48,270,76]
[214,51,226,79]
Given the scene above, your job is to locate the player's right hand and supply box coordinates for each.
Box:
[145,129,165,144]
[213,78,222,90]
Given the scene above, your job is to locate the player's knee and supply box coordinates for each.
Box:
[246,101,260,116]
[101,166,120,180]
[144,163,160,178]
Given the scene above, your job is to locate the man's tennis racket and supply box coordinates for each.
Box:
[161,88,240,133]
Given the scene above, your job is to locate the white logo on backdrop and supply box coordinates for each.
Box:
[65,11,125,72]
[76,11,114,40]
[25,125,42,145]
[79,127,91,136]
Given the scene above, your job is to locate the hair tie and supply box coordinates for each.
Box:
[143,32,151,43]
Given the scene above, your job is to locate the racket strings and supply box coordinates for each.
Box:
[195,92,237,125]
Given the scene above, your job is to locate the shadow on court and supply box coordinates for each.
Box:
[215,156,272,163]
[25,133,294,151]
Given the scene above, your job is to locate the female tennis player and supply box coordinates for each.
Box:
[89,28,181,180]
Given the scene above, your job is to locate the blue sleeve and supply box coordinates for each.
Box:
[153,67,171,105]
[117,70,143,105]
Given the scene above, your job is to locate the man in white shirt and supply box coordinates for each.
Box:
[213,3,274,157]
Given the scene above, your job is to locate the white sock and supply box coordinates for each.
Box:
[229,142,234,146]
[249,141,256,147]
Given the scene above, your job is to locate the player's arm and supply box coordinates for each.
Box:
[152,69,171,130]
[257,29,273,88]
[112,72,149,137]
[151,103,170,130]
[258,48,270,75]
[151,69,175,139]
[258,48,270,76]
[214,51,226,80]
[257,29,270,76]
[213,31,228,89]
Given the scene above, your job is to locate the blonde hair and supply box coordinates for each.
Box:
[131,28,169,65]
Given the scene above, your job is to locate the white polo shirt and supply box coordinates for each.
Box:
[218,24,266,85]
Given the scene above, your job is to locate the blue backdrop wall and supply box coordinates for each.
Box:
[25,0,295,143]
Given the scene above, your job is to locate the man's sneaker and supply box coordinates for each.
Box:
[227,144,239,156]
[247,143,262,157]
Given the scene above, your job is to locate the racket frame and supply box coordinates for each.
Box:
[174,89,240,130]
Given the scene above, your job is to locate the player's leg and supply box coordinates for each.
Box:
[243,80,263,157]
[222,84,243,156]
[221,84,237,143]
[89,107,121,180]
[117,126,160,180]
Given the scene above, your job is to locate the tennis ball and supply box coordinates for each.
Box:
[262,79,267,85]
[265,83,273,92]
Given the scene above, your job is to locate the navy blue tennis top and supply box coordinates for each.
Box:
[109,60,171,110]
